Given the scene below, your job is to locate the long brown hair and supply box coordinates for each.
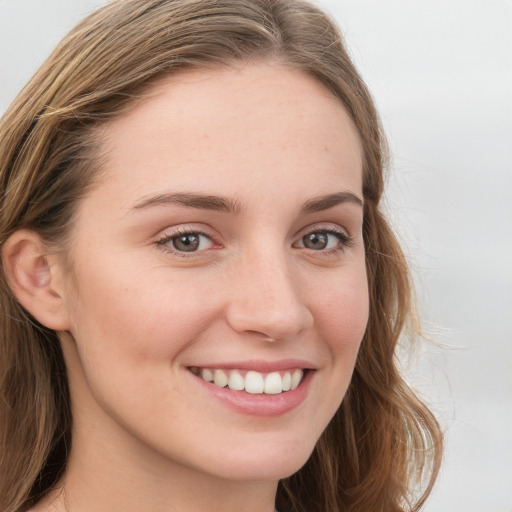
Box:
[0,1,442,511]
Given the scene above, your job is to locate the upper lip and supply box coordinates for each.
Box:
[187,359,317,373]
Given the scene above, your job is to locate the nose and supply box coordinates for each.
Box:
[225,249,314,342]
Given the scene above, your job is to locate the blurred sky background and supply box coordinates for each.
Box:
[1,1,511,510]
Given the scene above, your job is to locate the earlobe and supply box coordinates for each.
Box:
[2,230,71,331]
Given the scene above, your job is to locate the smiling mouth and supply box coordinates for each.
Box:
[189,367,305,395]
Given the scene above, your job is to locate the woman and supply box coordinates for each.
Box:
[0,1,442,511]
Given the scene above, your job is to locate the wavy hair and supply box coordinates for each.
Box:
[0,1,442,511]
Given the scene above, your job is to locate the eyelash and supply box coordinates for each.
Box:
[156,228,215,258]
[296,228,355,254]
[155,226,355,258]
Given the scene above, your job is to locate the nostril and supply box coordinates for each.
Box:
[246,331,276,342]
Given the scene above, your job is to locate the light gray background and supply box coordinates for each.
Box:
[1,1,511,510]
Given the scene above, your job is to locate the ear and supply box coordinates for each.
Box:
[2,230,72,331]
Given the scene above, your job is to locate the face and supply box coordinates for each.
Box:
[59,62,368,483]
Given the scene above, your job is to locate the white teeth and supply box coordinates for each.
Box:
[291,369,303,390]
[228,371,245,391]
[245,371,265,394]
[201,368,214,382]
[282,372,292,391]
[264,372,283,394]
[194,367,306,394]
[213,369,229,388]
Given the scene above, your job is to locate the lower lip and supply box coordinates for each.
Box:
[190,370,313,417]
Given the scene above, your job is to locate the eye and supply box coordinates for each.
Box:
[295,228,352,252]
[157,230,214,253]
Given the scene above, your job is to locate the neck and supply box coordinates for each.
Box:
[41,450,278,512]
[39,414,278,512]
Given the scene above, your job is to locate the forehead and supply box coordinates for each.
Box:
[95,62,363,206]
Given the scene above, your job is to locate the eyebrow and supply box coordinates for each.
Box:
[300,192,364,213]
[131,190,363,215]
[132,192,245,214]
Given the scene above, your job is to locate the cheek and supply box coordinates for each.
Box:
[312,265,369,356]
[67,262,221,364]
[295,265,368,442]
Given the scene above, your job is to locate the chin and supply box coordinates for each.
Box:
[196,434,317,482]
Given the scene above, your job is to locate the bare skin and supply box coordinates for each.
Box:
[22,62,367,512]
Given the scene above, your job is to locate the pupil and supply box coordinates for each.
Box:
[173,234,199,252]
[304,232,328,250]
